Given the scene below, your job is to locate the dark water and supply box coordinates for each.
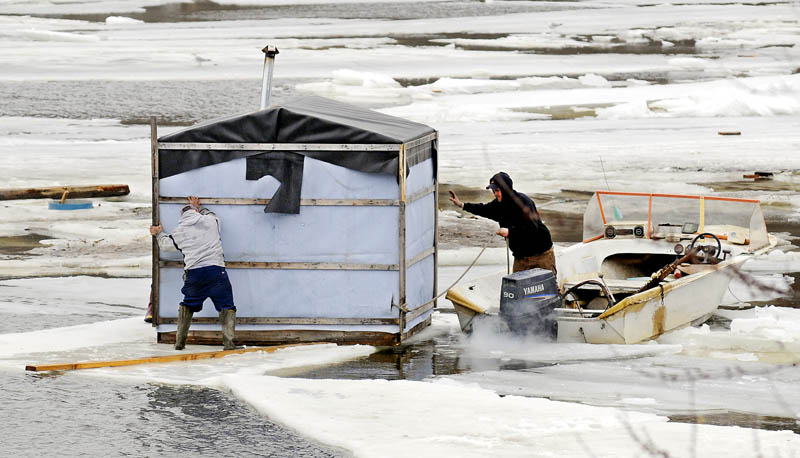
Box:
[0,311,137,335]
[669,412,800,435]
[37,0,580,23]
[281,324,555,381]
[0,79,298,125]
[0,370,347,458]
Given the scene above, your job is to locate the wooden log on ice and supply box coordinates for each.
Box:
[0,184,130,201]
[24,342,327,372]
[743,172,773,180]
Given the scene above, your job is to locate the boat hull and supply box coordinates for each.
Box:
[555,260,736,344]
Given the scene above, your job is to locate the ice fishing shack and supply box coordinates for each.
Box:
[149,95,439,346]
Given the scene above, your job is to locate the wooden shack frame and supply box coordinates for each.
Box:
[150,96,439,346]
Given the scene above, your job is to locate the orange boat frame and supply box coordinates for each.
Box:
[582,191,764,244]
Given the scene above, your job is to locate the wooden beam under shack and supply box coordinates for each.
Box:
[0,184,130,201]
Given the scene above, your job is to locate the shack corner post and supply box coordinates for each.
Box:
[150,116,160,328]
[397,143,407,337]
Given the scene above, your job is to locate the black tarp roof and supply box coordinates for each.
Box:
[157,95,436,213]
[158,95,436,179]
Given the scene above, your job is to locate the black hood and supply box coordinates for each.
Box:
[487,171,514,198]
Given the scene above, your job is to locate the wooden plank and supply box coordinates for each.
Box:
[398,144,408,337]
[160,260,399,271]
[400,315,432,341]
[406,185,435,205]
[405,300,435,323]
[159,196,399,206]
[25,343,326,372]
[157,142,401,152]
[158,316,399,325]
[150,117,160,327]
[405,132,438,150]
[158,330,399,346]
[433,132,439,311]
[406,247,435,269]
[0,184,130,201]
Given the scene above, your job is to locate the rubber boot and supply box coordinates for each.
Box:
[219,309,238,350]
[174,305,193,350]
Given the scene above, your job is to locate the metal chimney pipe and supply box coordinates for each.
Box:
[260,45,279,109]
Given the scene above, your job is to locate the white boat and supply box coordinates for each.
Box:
[446,191,777,344]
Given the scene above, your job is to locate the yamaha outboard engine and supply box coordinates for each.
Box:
[499,268,560,338]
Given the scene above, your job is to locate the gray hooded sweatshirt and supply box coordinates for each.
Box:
[157,207,225,270]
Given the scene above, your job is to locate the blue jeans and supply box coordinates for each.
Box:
[180,265,235,313]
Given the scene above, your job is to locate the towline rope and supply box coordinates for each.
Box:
[402,236,498,313]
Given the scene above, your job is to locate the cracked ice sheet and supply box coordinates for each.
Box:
[10,316,796,456]
[0,2,797,81]
[436,307,800,420]
[0,313,377,380]
[0,276,150,318]
[218,374,800,458]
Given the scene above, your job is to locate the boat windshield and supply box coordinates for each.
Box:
[582,191,769,250]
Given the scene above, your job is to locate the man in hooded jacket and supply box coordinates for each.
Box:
[150,196,237,350]
[449,172,556,275]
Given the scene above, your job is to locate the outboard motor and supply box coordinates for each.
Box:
[499,268,560,338]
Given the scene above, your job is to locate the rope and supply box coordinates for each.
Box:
[505,238,511,274]
[440,238,494,297]
[401,236,497,312]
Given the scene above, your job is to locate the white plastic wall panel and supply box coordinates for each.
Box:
[159,156,399,199]
[405,193,435,260]
[158,203,398,264]
[158,266,399,319]
[405,155,435,196]
[404,255,435,313]
[403,156,436,327]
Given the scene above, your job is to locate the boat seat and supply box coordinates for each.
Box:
[563,278,648,294]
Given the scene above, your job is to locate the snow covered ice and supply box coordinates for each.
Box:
[1,0,800,456]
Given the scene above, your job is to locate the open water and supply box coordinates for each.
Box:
[2,369,348,457]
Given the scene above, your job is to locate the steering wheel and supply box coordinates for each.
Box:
[689,232,722,263]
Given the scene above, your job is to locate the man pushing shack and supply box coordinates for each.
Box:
[150,196,237,350]
[449,172,556,275]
